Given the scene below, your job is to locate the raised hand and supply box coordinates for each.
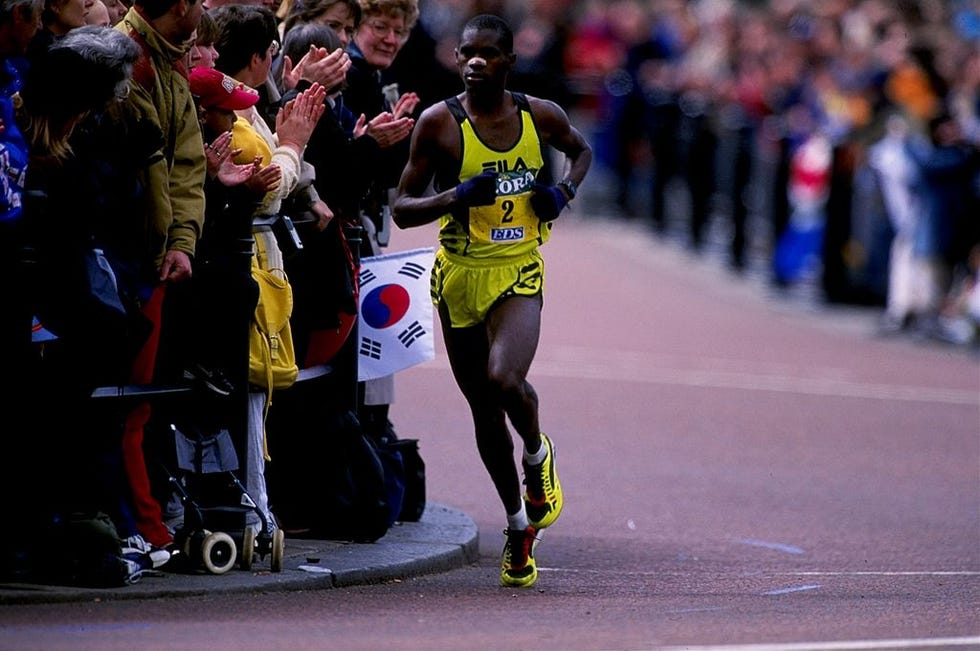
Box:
[275,82,327,153]
[391,91,420,120]
[297,47,351,94]
[244,159,282,195]
[216,155,257,187]
[204,131,240,178]
[363,111,415,148]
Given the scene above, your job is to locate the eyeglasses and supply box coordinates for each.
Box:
[365,19,410,43]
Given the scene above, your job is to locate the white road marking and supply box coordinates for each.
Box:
[412,353,978,406]
[659,638,980,651]
[780,571,980,577]
[536,568,980,578]
[737,538,806,555]
[763,584,822,595]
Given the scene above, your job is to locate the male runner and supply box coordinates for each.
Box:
[392,13,591,587]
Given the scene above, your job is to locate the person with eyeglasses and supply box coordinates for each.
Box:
[342,0,420,447]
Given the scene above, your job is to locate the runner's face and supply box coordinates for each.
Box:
[455,28,512,92]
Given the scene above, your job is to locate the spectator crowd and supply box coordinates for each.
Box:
[563,0,979,346]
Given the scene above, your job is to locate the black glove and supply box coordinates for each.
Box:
[529,183,569,221]
[454,170,498,207]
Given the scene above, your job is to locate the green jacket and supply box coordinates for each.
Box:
[115,7,205,269]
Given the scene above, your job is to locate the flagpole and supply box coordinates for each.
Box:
[345,223,364,416]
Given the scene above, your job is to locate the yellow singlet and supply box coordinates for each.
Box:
[438,93,552,259]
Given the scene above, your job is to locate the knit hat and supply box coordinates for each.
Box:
[189,67,260,111]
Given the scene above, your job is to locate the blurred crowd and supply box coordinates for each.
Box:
[400,0,980,348]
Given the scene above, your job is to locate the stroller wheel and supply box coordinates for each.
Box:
[201,531,236,574]
[239,527,256,570]
[270,528,285,573]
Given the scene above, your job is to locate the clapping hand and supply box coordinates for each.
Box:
[275,82,327,153]
[282,46,351,94]
[243,159,282,195]
[391,91,420,120]
[204,131,241,178]
[363,111,415,148]
[216,155,258,187]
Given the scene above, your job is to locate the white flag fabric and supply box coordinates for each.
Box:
[357,247,436,381]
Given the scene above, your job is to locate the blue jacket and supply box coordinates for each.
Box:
[0,57,29,225]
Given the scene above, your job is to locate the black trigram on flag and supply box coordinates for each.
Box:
[397,320,426,348]
[359,337,382,360]
[359,268,378,287]
[357,248,435,381]
[397,261,426,280]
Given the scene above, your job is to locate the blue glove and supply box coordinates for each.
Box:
[454,170,498,207]
[530,182,569,221]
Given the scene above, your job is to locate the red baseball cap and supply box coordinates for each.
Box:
[189,67,260,111]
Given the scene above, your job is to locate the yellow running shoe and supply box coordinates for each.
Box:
[522,433,563,530]
[500,526,538,587]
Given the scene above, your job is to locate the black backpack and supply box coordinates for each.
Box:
[267,399,392,543]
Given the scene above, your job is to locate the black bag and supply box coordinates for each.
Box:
[9,511,142,588]
[317,411,391,542]
[375,426,425,522]
[394,439,426,521]
[267,400,392,543]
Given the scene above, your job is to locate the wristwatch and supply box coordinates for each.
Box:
[557,179,577,200]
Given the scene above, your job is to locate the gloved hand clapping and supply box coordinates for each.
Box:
[530,182,569,222]
[455,170,498,207]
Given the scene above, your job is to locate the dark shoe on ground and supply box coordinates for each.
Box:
[183,363,234,396]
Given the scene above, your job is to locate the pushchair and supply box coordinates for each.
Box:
[162,422,284,574]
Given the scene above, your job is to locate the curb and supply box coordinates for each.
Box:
[0,503,479,605]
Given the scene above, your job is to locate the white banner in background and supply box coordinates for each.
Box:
[357,247,435,381]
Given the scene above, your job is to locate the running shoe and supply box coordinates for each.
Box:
[522,433,563,530]
[500,526,538,587]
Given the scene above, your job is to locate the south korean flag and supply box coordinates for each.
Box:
[357,247,436,381]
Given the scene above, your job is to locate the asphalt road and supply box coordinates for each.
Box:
[0,211,977,651]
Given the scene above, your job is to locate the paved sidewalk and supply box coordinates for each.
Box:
[0,503,478,605]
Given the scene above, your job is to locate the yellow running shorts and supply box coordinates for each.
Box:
[431,248,545,328]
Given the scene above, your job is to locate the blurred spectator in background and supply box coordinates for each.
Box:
[904,109,980,339]
[559,0,977,349]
